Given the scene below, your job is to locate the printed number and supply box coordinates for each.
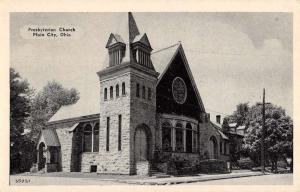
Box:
[15,178,31,184]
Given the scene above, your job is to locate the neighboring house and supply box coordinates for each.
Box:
[223,122,245,165]
[210,115,230,161]
[36,12,229,175]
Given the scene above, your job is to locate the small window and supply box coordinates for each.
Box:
[122,82,126,96]
[104,88,107,100]
[106,117,110,151]
[136,83,140,97]
[142,86,146,99]
[148,88,151,100]
[110,86,113,99]
[118,115,122,151]
[116,84,119,97]
[90,165,97,173]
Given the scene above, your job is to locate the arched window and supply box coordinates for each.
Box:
[116,84,119,97]
[93,123,99,152]
[175,123,184,152]
[209,136,218,159]
[104,88,107,100]
[136,83,140,97]
[162,122,172,151]
[83,124,92,152]
[122,82,126,96]
[186,123,193,153]
[110,86,113,99]
[142,86,146,99]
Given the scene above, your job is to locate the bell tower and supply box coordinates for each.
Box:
[97,12,158,175]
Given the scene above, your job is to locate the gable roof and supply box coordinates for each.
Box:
[210,122,229,140]
[152,43,206,112]
[48,95,100,123]
[133,33,152,49]
[151,43,180,78]
[105,33,125,48]
[38,129,61,147]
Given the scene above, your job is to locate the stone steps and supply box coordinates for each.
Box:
[149,169,170,178]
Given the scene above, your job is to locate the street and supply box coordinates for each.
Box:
[10,173,292,185]
[185,173,293,185]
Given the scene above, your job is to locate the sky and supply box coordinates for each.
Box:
[10,12,293,120]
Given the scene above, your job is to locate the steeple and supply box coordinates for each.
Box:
[105,12,155,70]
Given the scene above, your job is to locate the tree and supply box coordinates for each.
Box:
[26,80,80,142]
[227,102,250,126]
[242,103,293,172]
[10,68,33,173]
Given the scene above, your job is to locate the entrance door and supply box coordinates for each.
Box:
[38,142,46,170]
[134,128,148,162]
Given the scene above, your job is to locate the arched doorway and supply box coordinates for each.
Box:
[209,136,218,159]
[38,142,46,170]
[134,124,151,162]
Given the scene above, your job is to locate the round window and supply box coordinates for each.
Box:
[172,77,187,104]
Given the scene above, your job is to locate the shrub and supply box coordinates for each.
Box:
[197,159,229,173]
[238,157,254,169]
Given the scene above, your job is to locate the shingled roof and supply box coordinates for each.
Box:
[38,129,61,147]
[151,43,180,78]
[48,94,100,123]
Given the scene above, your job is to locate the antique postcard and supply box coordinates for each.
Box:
[1,0,299,192]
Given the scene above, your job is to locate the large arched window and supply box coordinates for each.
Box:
[104,88,107,100]
[83,123,99,152]
[175,123,184,152]
[116,84,119,97]
[186,123,193,153]
[122,82,126,96]
[162,122,172,151]
[93,123,99,152]
[83,124,92,152]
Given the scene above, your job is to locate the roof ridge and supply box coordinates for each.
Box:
[152,42,180,55]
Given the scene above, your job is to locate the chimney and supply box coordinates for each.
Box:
[216,115,221,124]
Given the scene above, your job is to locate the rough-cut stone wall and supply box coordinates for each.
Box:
[199,122,221,159]
[55,125,73,172]
[129,72,157,174]
[81,153,101,172]
[136,161,150,176]
[98,72,132,174]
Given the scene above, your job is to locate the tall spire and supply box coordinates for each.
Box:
[105,12,154,69]
[122,12,140,63]
[128,12,140,43]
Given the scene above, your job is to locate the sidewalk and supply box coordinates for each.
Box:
[12,170,265,185]
[116,171,265,185]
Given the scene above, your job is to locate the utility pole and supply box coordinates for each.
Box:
[261,88,266,174]
[258,88,270,174]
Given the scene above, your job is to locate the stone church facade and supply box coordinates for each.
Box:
[36,13,230,175]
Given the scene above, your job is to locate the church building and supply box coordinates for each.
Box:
[36,13,230,175]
